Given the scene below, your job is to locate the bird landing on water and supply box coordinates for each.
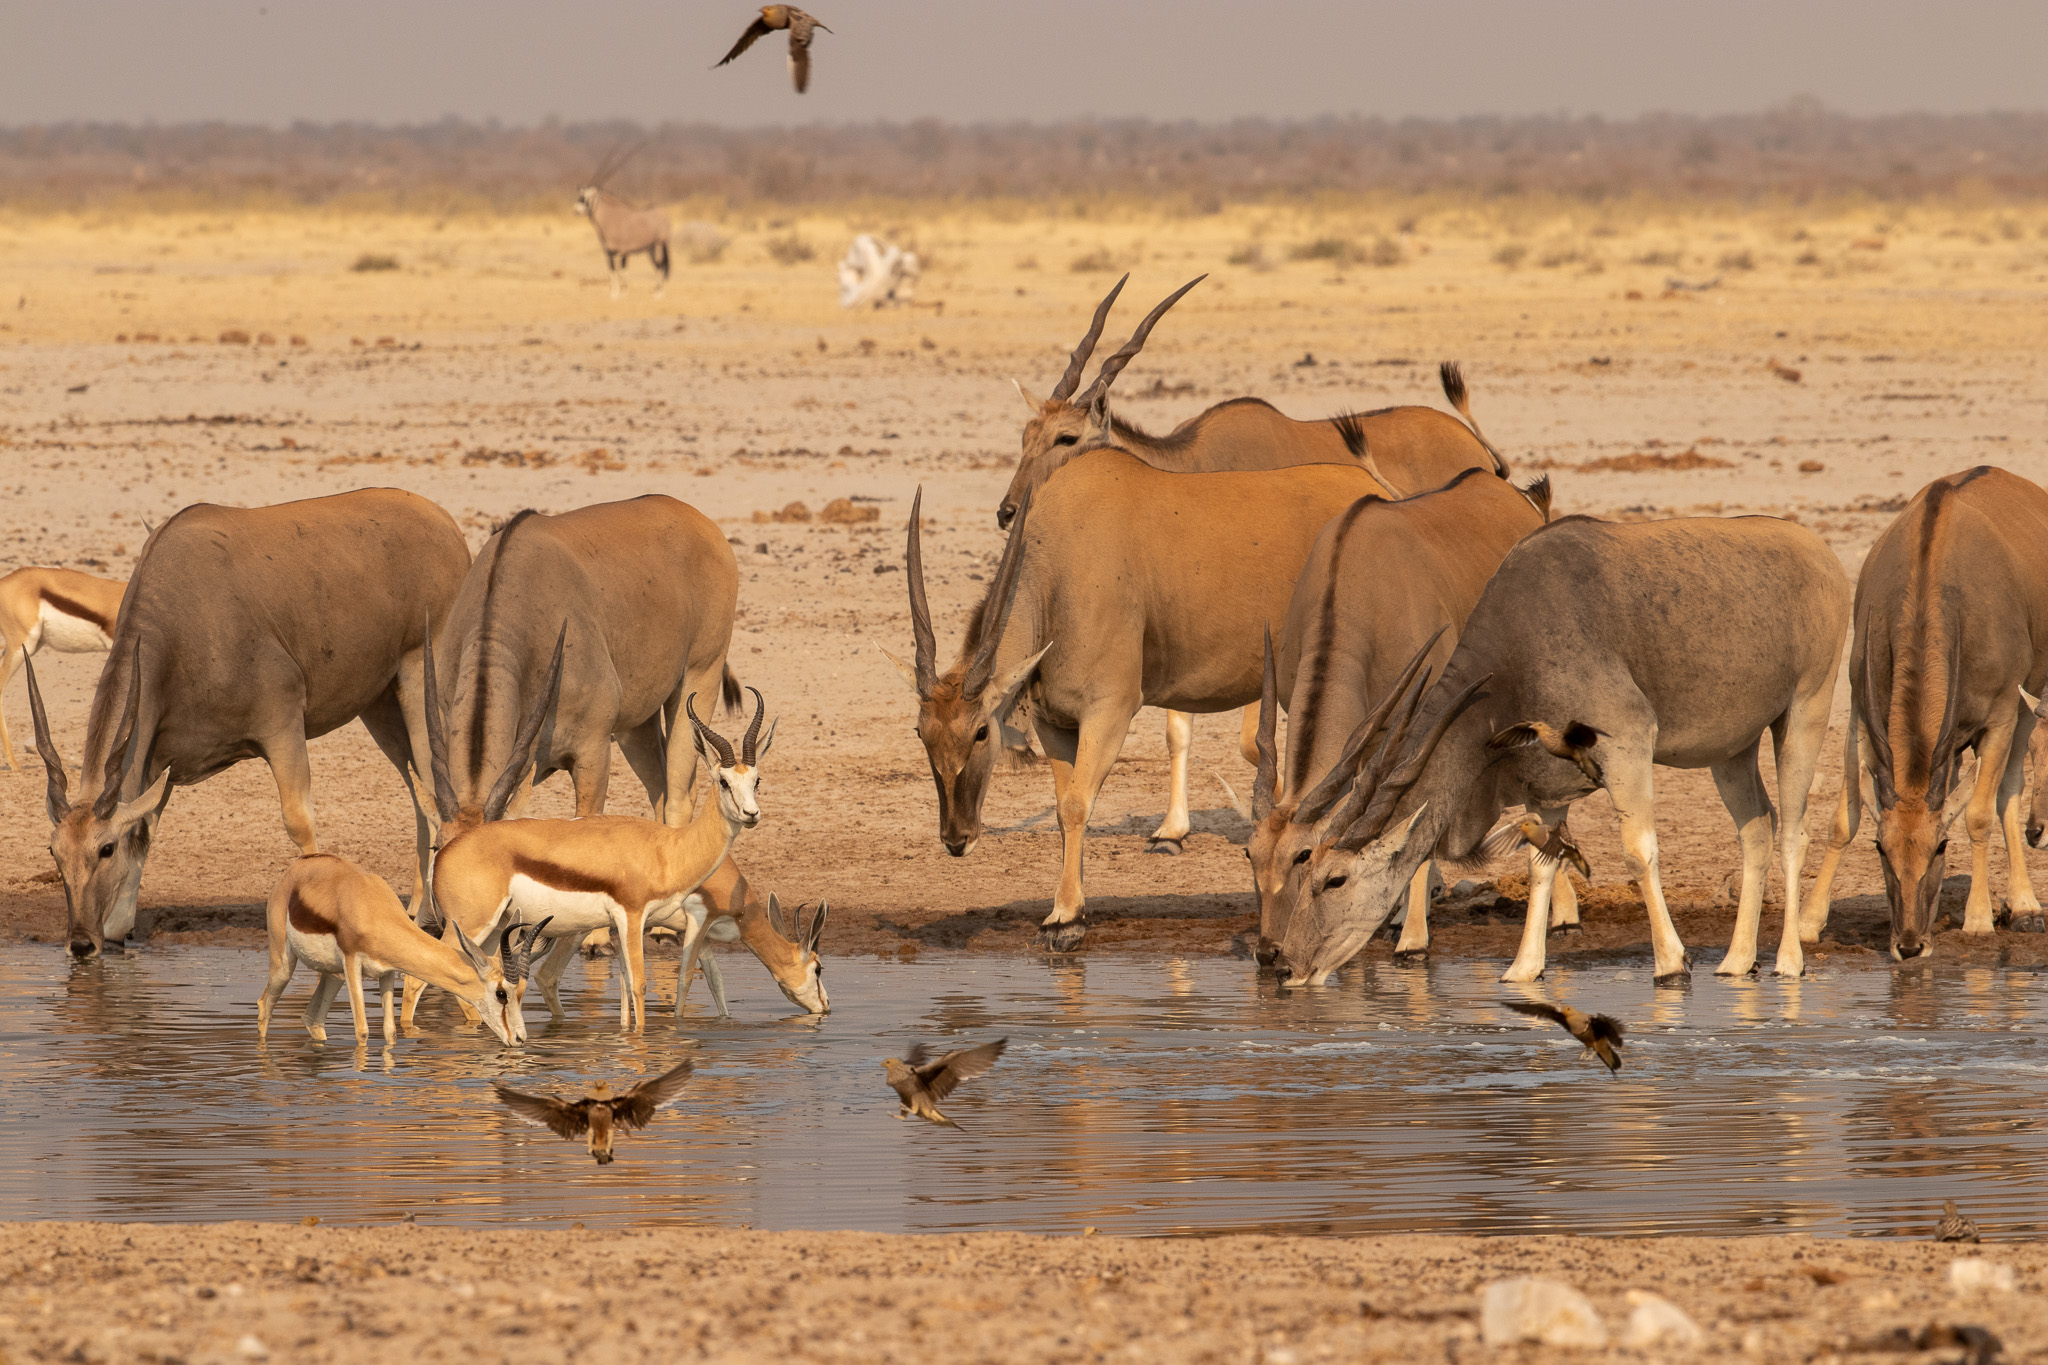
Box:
[883,1039,1007,1127]
[493,1058,696,1164]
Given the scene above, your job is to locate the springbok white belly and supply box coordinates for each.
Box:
[36,600,113,653]
[286,926,398,978]
[505,875,626,934]
[645,892,740,942]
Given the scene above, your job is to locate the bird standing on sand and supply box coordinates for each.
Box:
[1936,1199,1981,1243]
[883,1039,1007,1127]
[492,1058,696,1164]
[1501,1000,1626,1073]
[716,5,832,93]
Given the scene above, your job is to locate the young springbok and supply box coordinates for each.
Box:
[0,566,125,771]
[257,853,545,1046]
[425,690,775,1031]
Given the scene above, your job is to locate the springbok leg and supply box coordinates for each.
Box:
[302,972,345,1041]
[0,638,23,771]
[1148,710,1193,853]
[257,942,297,1041]
[1710,741,1778,978]
[1803,723,1864,940]
[341,951,375,1042]
[534,932,580,1018]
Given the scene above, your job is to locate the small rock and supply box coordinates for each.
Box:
[1621,1290,1703,1349]
[236,1334,270,1359]
[1480,1277,1607,1348]
[819,497,879,525]
[1948,1258,2015,1293]
[219,329,251,345]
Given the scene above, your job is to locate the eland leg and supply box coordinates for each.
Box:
[1606,743,1691,983]
[1803,722,1864,940]
[1502,807,1571,983]
[1767,684,1833,976]
[1038,703,1138,951]
[263,729,320,855]
[1710,741,1778,978]
[1963,713,2025,931]
[1149,710,1193,854]
[2000,704,2041,917]
[1393,861,1438,958]
[619,714,671,822]
[360,690,436,920]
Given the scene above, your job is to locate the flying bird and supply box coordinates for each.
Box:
[716,5,832,93]
[1488,720,1608,788]
[1935,1199,1981,1243]
[1501,1000,1626,1074]
[492,1058,696,1164]
[882,1038,1007,1127]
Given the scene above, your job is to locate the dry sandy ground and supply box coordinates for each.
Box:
[3,1222,2043,1364]
[1,201,2045,970]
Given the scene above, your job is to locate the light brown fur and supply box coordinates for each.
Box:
[0,566,125,771]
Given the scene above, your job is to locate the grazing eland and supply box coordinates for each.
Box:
[1267,514,1850,987]
[25,489,468,957]
[1805,467,2048,957]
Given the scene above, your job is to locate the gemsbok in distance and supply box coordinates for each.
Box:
[256,852,541,1046]
[1243,468,1560,969]
[889,423,1392,950]
[0,565,124,771]
[29,490,467,957]
[999,276,1511,852]
[423,497,825,1015]
[1805,467,2048,957]
[1267,514,1850,987]
[423,689,776,1032]
[574,146,671,298]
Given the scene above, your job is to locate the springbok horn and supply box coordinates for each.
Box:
[1076,275,1206,407]
[1293,628,1448,826]
[740,686,767,765]
[686,694,736,769]
[420,614,460,824]
[481,623,566,823]
[92,642,145,820]
[515,916,554,984]
[1860,642,1898,807]
[1049,274,1128,402]
[1340,672,1494,851]
[1319,665,1434,845]
[963,489,1035,699]
[1250,627,1280,821]
[22,650,71,821]
[904,487,937,696]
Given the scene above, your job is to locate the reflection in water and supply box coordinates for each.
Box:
[2,947,2046,1236]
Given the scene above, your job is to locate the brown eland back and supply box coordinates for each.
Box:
[1807,467,2048,958]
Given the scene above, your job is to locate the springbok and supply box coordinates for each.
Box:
[1000,276,1511,851]
[574,146,671,299]
[1267,514,1850,987]
[0,566,124,771]
[29,490,467,957]
[1243,468,1561,968]
[1805,467,2048,957]
[256,852,541,1046]
[424,691,775,1032]
[425,497,824,1014]
[887,435,1390,950]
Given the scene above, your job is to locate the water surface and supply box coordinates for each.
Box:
[1,946,2042,1237]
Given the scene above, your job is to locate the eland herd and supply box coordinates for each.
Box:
[6,271,2042,1051]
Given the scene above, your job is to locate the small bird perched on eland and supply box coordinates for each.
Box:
[883,1039,1007,1127]
[1501,1000,1626,1073]
[1935,1199,1981,1243]
[492,1058,696,1164]
[716,5,832,93]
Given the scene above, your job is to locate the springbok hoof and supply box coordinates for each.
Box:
[1653,967,1693,987]
[1038,921,1088,953]
[1392,949,1429,966]
[1147,838,1185,856]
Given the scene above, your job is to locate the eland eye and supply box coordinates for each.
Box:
[1053,434,1078,447]
[98,842,116,860]
[1291,848,1311,866]
[1933,839,1949,857]
[1322,875,1349,892]
[974,724,990,743]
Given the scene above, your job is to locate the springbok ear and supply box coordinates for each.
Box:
[766,892,788,938]
[876,645,923,695]
[450,922,491,977]
[109,766,172,830]
[1012,379,1044,414]
[751,716,777,762]
[807,901,828,950]
[985,642,1054,718]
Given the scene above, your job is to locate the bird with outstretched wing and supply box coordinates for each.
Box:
[493,1057,696,1164]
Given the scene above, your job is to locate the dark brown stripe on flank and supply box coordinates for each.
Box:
[287,888,337,935]
[40,590,113,633]
[511,852,623,903]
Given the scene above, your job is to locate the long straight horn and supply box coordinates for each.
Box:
[904,487,937,696]
[1341,672,1494,850]
[1319,665,1434,844]
[740,686,767,765]
[482,623,566,822]
[1928,644,1967,804]
[1076,275,1206,406]
[686,694,736,769]
[420,614,460,823]
[22,651,71,821]
[92,642,145,820]
[1250,627,1280,821]
[1860,640,1898,806]
[1293,627,1448,825]
[963,490,1034,699]
[1049,274,1128,402]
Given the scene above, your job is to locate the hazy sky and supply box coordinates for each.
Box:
[2,1,2042,127]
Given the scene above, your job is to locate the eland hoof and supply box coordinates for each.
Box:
[1146,838,1185,856]
[1038,921,1088,953]
[1547,923,1582,938]
[1653,966,1693,987]
[1392,949,1429,966]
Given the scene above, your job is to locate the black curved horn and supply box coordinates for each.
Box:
[741,686,767,765]
[687,694,736,768]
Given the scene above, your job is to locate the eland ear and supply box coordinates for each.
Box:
[109,766,172,830]
[876,645,923,695]
[1012,379,1045,414]
[985,642,1053,718]
[1084,387,1113,434]
[1389,804,1430,855]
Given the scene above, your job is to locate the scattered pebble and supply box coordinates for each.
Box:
[1621,1289,1703,1349]
[1948,1258,2015,1293]
[235,1334,269,1359]
[1480,1277,1607,1348]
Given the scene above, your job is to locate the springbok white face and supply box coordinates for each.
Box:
[767,894,829,1014]
[689,687,776,831]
